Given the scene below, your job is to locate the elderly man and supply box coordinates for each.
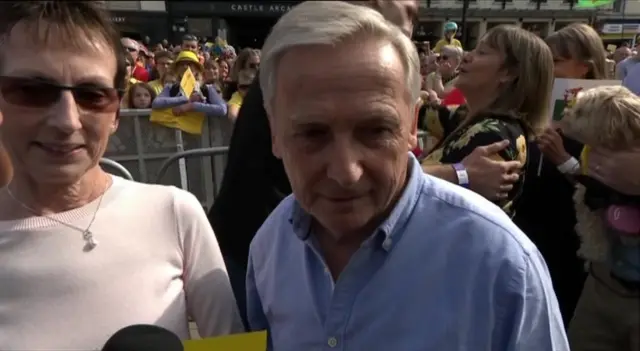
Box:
[246,2,568,350]
[210,0,520,322]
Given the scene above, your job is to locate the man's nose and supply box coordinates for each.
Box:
[46,91,83,133]
[326,140,364,188]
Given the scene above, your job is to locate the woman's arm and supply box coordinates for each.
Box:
[174,187,245,337]
[227,103,241,121]
[151,85,188,109]
[190,85,227,117]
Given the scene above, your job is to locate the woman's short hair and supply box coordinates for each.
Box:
[482,25,554,134]
[440,45,464,62]
[0,2,128,92]
[563,85,640,150]
[545,23,608,79]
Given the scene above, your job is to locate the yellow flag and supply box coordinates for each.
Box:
[183,331,267,351]
[180,67,197,98]
[149,108,205,135]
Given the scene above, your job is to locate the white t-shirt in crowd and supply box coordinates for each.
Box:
[0,176,243,350]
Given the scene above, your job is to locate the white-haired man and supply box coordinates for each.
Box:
[246,2,569,350]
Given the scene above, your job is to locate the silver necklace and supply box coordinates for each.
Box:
[5,186,106,251]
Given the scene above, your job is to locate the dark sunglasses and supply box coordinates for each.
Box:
[0,76,123,112]
[437,55,449,62]
[238,84,251,90]
[248,63,259,69]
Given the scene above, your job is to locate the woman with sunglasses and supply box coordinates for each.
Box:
[223,48,260,100]
[425,45,464,98]
[152,50,227,118]
[0,3,243,350]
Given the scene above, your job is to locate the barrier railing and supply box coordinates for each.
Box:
[99,158,134,180]
[105,109,433,210]
[105,109,234,209]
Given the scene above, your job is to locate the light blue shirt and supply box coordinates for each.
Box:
[622,62,640,96]
[246,156,569,351]
[616,56,640,80]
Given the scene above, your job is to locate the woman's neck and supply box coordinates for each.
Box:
[5,167,111,216]
[464,91,497,120]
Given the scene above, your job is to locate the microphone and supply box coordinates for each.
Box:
[101,324,184,351]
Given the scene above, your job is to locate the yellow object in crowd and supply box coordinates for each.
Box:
[150,66,205,135]
[228,91,244,108]
[183,331,267,351]
[581,145,590,175]
[433,38,463,53]
[148,79,164,95]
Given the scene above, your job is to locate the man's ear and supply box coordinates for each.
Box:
[408,99,420,150]
[266,111,282,159]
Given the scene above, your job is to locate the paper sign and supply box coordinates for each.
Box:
[183,331,267,351]
[548,79,620,121]
[149,108,205,135]
[180,67,197,98]
[606,44,617,52]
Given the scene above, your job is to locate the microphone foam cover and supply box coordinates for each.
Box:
[102,324,184,351]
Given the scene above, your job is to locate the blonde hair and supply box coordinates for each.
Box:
[440,45,464,62]
[480,25,555,134]
[545,23,608,79]
[562,85,640,150]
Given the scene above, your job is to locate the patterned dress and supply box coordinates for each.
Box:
[421,105,529,213]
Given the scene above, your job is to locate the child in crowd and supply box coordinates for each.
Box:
[561,85,640,351]
[126,83,156,109]
[152,50,227,118]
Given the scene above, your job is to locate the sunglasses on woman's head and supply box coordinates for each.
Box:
[0,76,123,112]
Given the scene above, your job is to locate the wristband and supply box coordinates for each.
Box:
[557,157,580,174]
[452,163,469,188]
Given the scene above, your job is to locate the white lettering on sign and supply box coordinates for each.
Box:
[111,17,126,23]
[230,3,293,13]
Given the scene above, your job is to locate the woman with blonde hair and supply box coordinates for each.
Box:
[513,22,609,326]
[421,25,554,212]
[223,48,259,100]
[227,69,255,122]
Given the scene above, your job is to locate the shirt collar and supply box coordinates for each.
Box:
[288,153,424,252]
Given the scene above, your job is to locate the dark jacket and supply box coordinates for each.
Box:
[208,76,292,268]
[513,134,586,326]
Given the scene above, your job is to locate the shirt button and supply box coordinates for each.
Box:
[327,337,338,348]
[382,237,392,250]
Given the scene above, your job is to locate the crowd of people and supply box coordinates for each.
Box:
[0,1,639,351]
[117,33,260,122]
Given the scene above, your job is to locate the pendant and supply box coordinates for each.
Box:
[82,230,98,251]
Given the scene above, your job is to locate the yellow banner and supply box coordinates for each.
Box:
[183,331,267,351]
[149,108,204,135]
[180,67,197,98]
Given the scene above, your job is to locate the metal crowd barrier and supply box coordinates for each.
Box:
[99,158,134,180]
[104,108,432,210]
[105,109,234,209]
